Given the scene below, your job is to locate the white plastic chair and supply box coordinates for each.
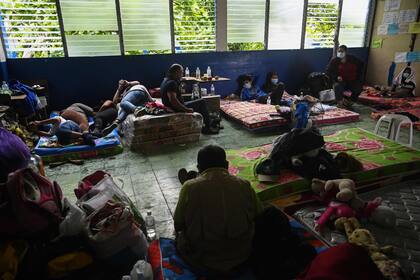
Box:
[374,113,413,147]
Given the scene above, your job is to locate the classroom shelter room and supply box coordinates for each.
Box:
[2,0,420,279]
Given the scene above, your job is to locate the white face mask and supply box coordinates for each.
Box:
[403,73,410,78]
[244,82,252,89]
[337,52,345,59]
[271,78,278,84]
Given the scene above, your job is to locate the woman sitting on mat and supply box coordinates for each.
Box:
[262,71,285,105]
[381,66,416,98]
[240,75,268,103]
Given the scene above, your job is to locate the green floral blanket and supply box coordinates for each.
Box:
[226,128,420,201]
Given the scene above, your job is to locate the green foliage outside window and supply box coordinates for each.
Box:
[228,42,265,51]
[305,3,338,48]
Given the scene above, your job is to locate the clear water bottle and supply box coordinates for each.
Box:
[145,210,156,240]
[195,67,200,79]
[185,67,190,78]
[1,81,11,95]
[207,66,212,77]
[210,84,215,95]
[121,276,131,280]
[267,95,271,105]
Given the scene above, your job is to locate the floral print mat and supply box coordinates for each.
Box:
[226,128,420,202]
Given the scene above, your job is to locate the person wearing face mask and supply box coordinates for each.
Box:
[240,75,268,103]
[160,64,219,134]
[386,66,416,97]
[326,45,364,108]
[262,71,285,105]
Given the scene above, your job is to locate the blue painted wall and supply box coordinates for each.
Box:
[5,48,368,109]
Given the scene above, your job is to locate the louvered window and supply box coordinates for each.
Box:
[0,0,64,58]
[305,0,339,49]
[121,0,171,55]
[227,0,265,51]
[268,0,304,50]
[339,0,369,47]
[60,0,121,57]
[173,0,216,53]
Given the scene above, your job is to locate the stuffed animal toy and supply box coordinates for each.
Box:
[312,179,397,228]
[335,217,404,280]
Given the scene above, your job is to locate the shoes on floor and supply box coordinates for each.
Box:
[201,126,219,135]
[178,168,199,184]
[102,121,119,136]
[134,106,147,117]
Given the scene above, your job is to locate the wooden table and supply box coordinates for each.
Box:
[182,76,230,83]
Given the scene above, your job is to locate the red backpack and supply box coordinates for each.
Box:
[0,168,63,239]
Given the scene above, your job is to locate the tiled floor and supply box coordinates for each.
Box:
[45,103,420,239]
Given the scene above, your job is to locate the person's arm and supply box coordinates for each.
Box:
[256,87,268,98]
[326,58,338,82]
[174,183,189,232]
[112,80,128,104]
[127,81,140,86]
[29,118,61,137]
[77,103,94,117]
[168,91,192,113]
[240,88,252,101]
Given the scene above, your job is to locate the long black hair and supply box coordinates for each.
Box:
[235,74,253,96]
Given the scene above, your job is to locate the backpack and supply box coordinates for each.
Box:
[8,80,41,116]
[1,168,63,239]
[304,72,331,98]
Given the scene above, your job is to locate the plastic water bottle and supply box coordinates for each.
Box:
[1,81,11,95]
[185,67,190,77]
[267,95,271,105]
[210,84,215,95]
[121,276,131,280]
[207,66,212,77]
[195,67,200,79]
[145,210,156,240]
[192,83,199,99]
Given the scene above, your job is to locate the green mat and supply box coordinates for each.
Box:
[226,128,420,202]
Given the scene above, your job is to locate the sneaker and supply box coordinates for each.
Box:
[201,126,219,135]
[134,106,147,117]
[102,121,118,136]
[178,168,188,184]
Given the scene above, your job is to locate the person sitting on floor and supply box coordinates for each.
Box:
[102,79,154,134]
[262,71,285,105]
[174,145,262,277]
[240,75,268,103]
[30,103,98,145]
[381,66,416,98]
[326,45,364,108]
[160,64,219,134]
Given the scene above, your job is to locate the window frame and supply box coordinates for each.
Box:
[0,0,374,58]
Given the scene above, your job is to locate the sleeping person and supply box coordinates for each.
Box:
[103,79,154,134]
[262,71,285,105]
[240,75,268,103]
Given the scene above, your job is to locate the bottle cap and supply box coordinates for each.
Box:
[147,210,152,215]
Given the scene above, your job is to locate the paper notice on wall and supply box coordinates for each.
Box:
[395,52,407,63]
[384,0,400,12]
[399,9,417,23]
[371,38,383,49]
[399,23,409,33]
[383,11,400,24]
[378,24,388,35]
[407,51,420,62]
[388,23,399,35]
[409,22,420,33]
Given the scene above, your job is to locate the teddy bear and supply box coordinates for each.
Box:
[312,178,397,229]
[335,217,404,280]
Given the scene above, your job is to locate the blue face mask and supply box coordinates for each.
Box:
[271,78,278,84]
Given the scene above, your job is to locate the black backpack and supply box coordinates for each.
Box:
[303,72,331,98]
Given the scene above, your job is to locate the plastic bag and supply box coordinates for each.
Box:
[319,89,335,102]
[56,198,86,239]
[130,260,153,280]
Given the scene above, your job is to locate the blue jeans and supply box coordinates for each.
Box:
[117,90,148,121]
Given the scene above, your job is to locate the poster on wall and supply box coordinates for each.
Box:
[371,39,383,49]
[395,52,408,63]
[399,9,417,23]
[387,24,399,35]
[383,11,400,24]
[399,23,409,33]
[378,24,388,35]
[408,22,420,33]
[407,52,420,62]
[384,0,400,12]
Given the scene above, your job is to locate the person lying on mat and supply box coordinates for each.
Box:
[91,100,118,136]
[381,66,416,98]
[262,71,285,105]
[102,80,154,135]
[240,75,268,103]
[30,103,97,145]
[174,145,262,277]
[160,64,220,134]
[326,45,364,108]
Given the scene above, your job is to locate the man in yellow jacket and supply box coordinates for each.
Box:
[174,145,262,276]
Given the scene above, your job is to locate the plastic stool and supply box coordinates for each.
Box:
[374,114,413,147]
